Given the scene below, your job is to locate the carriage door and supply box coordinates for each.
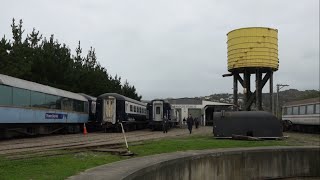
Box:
[153,101,163,121]
[104,97,116,124]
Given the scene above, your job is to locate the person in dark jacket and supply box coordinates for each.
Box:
[195,117,199,129]
[163,116,168,133]
[186,114,194,134]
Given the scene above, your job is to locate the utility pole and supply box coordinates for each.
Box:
[276,84,289,118]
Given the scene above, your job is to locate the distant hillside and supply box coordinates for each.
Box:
[199,89,319,111]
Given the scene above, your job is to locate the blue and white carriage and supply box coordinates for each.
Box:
[282,98,320,133]
[0,74,89,138]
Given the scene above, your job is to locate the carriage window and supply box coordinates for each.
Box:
[283,107,287,115]
[13,87,31,107]
[292,106,299,115]
[91,102,96,113]
[307,105,314,114]
[315,104,320,114]
[299,105,306,115]
[61,98,73,111]
[84,101,89,113]
[156,107,160,114]
[31,91,46,108]
[45,94,59,109]
[286,107,292,115]
[0,85,12,106]
[130,105,133,112]
[73,100,85,112]
[134,106,137,112]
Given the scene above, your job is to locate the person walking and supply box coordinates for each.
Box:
[201,115,204,126]
[186,114,194,134]
[162,116,168,133]
[195,117,199,129]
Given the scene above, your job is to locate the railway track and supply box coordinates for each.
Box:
[0,131,155,155]
[0,127,203,160]
[1,128,319,160]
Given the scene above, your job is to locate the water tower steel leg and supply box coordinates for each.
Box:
[235,73,244,87]
[276,85,280,118]
[256,69,263,110]
[255,70,259,110]
[244,71,251,111]
[233,73,238,110]
[259,72,264,110]
[269,71,273,113]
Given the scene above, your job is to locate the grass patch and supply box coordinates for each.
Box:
[130,135,287,156]
[0,135,293,180]
[0,152,124,180]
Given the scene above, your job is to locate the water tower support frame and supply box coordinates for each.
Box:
[228,68,274,111]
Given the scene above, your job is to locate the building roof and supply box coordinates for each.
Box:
[202,100,234,106]
[167,98,233,106]
[283,97,320,107]
[0,74,87,102]
[167,98,202,105]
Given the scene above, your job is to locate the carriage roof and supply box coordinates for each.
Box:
[283,97,320,107]
[98,93,146,106]
[0,74,87,102]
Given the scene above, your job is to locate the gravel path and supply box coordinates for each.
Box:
[0,126,318,158]
[0,126,212,156]
[283,131,320,146]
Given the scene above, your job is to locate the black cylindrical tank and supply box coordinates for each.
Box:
[213,111,283,138]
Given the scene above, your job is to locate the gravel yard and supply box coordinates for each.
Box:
[0,127,318,180]
[0,126,318,158]
[0,126,212,157]
[283,131,320,146]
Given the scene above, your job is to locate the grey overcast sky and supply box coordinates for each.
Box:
[1,0,319,100]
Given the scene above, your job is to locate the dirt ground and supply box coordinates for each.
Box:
[0,126,212,156]
[283,131,320,146]
[0,126,318,158]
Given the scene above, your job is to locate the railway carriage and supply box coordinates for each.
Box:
[79,93,97,122]
[0,74,89,138]
[282,97,320,133]
[147,99,176,130]
[96,93,148,131]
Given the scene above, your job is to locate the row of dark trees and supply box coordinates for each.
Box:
[0,19,142,100]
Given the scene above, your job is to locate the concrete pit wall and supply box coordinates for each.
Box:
[69,147,320,180]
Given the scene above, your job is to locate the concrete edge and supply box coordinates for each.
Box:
[67,146,320,180]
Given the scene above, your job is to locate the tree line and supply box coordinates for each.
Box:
[0,19,142,100]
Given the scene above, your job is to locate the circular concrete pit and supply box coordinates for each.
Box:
[68,146,320,180]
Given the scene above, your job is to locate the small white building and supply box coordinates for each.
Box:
[167,98,233,126]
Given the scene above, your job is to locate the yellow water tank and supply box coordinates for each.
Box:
[227,27,279,72]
